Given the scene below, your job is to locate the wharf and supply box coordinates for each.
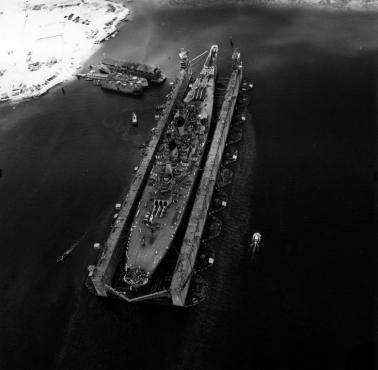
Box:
[89,64,192,296]
[170,52,243,306]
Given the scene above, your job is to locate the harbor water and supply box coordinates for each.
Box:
[0,1,376,369]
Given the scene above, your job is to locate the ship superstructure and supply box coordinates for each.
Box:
[123,45,218,288]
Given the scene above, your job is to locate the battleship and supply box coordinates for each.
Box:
[123,45,218,288]
[100,58,166,83]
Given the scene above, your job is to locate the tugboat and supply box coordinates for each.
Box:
[249,232,261,260]
[131,112,138,127]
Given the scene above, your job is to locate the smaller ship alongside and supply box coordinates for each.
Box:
[76,65,152,96]
[100,58,166,83]
[100,79,142,96]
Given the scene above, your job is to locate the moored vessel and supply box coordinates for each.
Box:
[101,58,166,83]
[123,45,218,288]
[101,79,142,95]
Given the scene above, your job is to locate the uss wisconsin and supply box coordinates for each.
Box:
[124,45,218,288]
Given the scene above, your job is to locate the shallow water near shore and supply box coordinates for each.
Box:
[0,2,376,369]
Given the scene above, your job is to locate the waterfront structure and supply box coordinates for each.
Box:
[100,79,143,95]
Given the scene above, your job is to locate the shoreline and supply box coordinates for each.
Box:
[0,0,130,105]
[163,0,378,11]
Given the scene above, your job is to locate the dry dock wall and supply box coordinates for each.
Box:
[90,67,192,296]
[170,65,243,306]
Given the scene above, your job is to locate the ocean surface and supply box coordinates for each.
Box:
[0,2,376,369]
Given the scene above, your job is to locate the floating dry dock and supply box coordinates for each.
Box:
[87,48,243,307]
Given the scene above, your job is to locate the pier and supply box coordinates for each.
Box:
[170,51,243,306]
[89,61,192,296]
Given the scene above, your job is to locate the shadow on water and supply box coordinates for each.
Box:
[0,2,376,370]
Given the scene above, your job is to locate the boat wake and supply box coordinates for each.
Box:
[56,231,88,263]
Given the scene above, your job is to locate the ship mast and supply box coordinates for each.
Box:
[179,48,189,70]
[230,36,242,70]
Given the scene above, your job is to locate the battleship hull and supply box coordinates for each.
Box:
[123,45,218,288]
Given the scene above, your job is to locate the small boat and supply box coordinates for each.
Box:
[56,231,88,263]
[131,112,138,127]
[249,232,262,261]
[197,249,215,271]
[56,249,72,263]
[241,80,254,91]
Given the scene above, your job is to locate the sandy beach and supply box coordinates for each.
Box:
[0,0,129,103]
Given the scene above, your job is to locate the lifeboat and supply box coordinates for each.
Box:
[131,112,138,126]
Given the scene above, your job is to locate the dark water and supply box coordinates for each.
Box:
[0,2,376,370]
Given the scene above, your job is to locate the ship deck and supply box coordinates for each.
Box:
[123,47,218,288]
[126,92,214,271]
